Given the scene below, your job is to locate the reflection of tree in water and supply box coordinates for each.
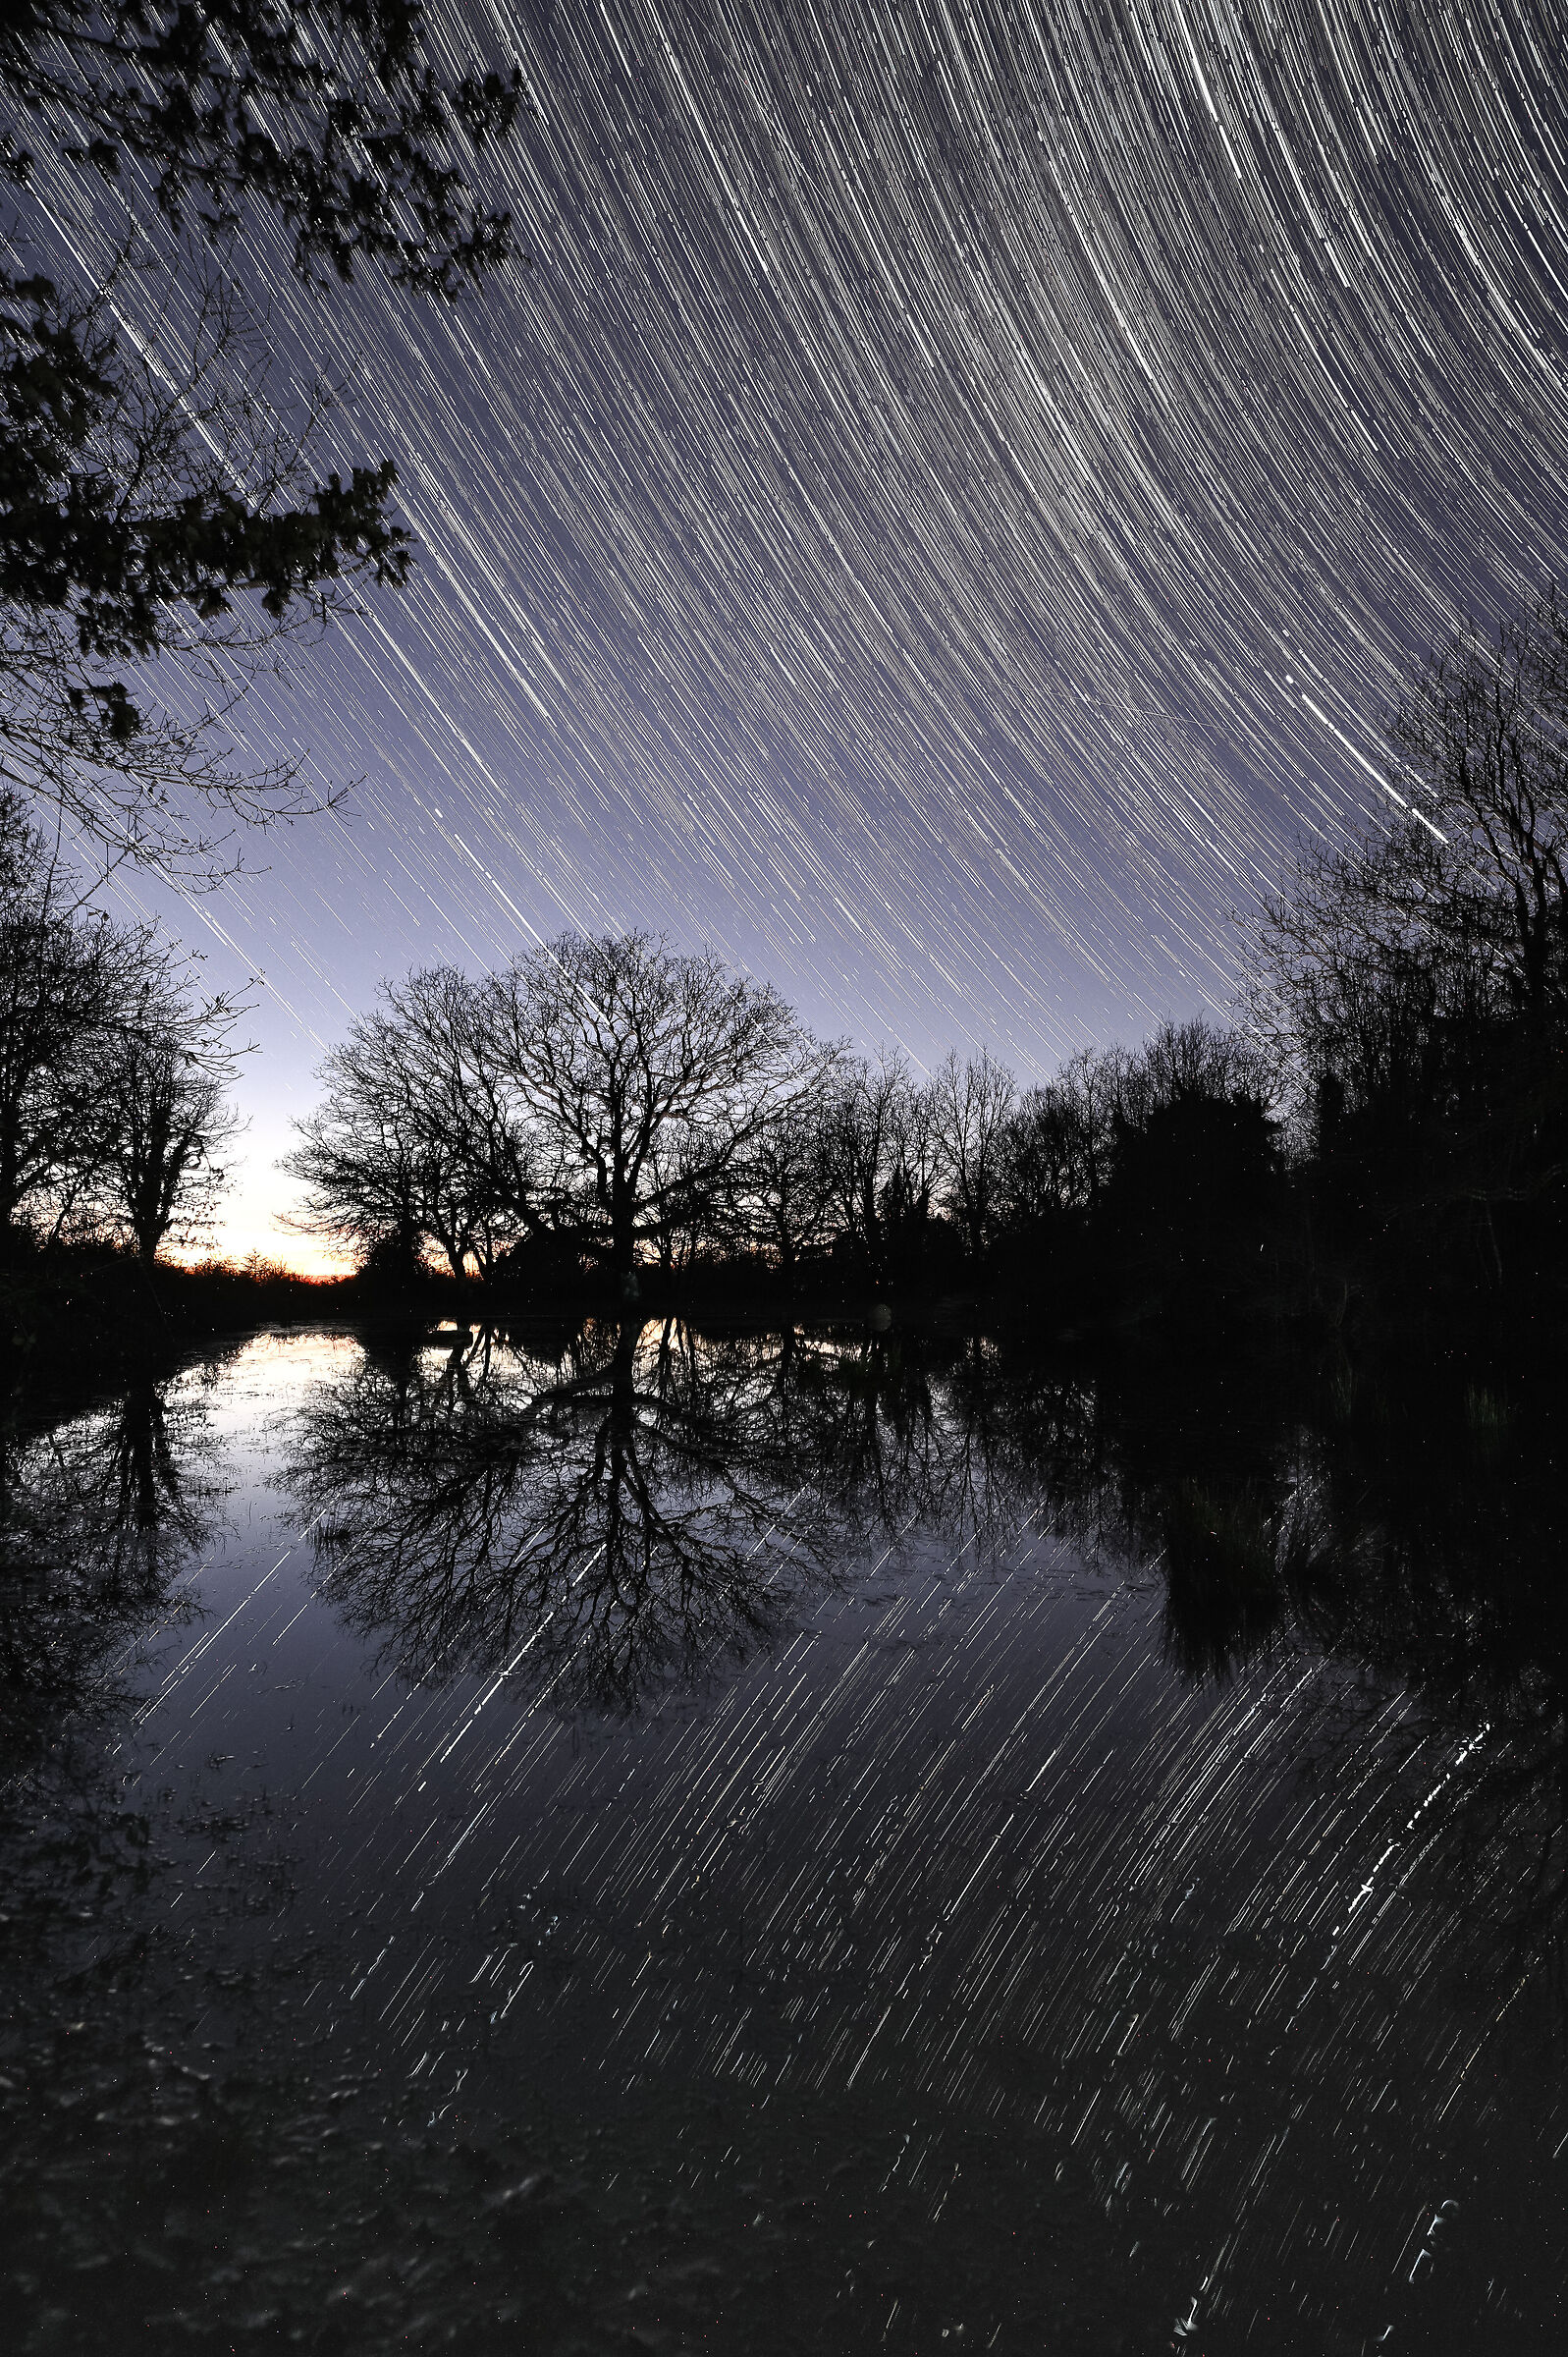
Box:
[295,1319,1568,1948]
[988,1342,1568,1960]
[996,1352,1309,1680]
[0,1357,227,2135]
[297,1320,844,1714]
[295,1321,1065,1716]
[740,1329,1051,1562]
[0,1370,222,1772]
[779,1330,1568,1963]
[1283,1397,1568,1961]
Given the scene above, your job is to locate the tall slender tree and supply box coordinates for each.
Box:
[933,1049,1013,1261]
[84,973,245,1264]
[0,790,126,1254]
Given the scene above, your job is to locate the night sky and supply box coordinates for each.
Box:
[43,1,1568,1259]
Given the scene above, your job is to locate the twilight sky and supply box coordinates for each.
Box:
[59,0,1568,1262]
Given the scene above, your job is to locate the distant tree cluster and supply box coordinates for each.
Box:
[283,925,1280,1303]
[0,791,242,1267]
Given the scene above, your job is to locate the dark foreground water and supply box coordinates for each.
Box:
[1,1319,1563,2354]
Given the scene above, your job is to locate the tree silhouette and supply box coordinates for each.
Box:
[84,975,244,1264]
[284,965,538,1280]
[2,7,526,877]
[933,1048,1013,1262]
[0,789,241,1260]
[476,934,822,1288]
[3,4,526,294]
[1246,590,1568,1284]
[0,265,411,877]
[294,1319,837,1716]
[0,1361,221,1768]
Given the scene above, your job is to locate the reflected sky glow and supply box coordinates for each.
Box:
[0,1329,1541,2345]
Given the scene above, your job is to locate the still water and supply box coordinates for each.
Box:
[1,1319,1563,2353]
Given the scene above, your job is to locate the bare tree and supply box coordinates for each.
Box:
[1246,836,1447,1121]
[933,1048,1013,1260]
[0,786,242,1261]
[477,933,819,1288]
[1239,593,1568,1254]
[999,1075,1098,1230]
[82,971,246,1264]
[1248,592,1568,1081]
[366,966,543,1279]
[1055,1045,1132,1209]
[283,1022,430,1276]
[1388,589,1568,1033]
[885,1066,945,1250]
[732,1080,842,1281]
[1126,1018,1273,1123]
[283,972,530,1279]
[820,1049,910,1276]
[0,789,133,1255]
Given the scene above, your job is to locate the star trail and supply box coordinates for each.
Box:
[27,1,1568,1247]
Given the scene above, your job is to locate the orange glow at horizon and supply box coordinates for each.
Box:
[182,1218,355,1281]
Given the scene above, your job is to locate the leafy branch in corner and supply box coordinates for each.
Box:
[1,1,530,296]
[0,261,411,878]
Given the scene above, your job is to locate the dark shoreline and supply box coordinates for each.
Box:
[5,1236,1560,1508]
[3,1233,1555,1409]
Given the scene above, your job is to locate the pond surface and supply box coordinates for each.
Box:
[1,1319,1563,2353]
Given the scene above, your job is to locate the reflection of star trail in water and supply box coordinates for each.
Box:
[34,4,1567,1203]
[2,1330,1565,2341]
[69,1328,1557,2349]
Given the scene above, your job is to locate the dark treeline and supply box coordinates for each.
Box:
[0,791,243,1275]
[283,937,1279,1319]
[275,588,1568,1342]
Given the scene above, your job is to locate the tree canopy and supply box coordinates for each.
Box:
[0,786,243,1260]
[2,2,526,295]
[287,934,827,1287]
[0,2,525,878]
[1245,591,1568,1247]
